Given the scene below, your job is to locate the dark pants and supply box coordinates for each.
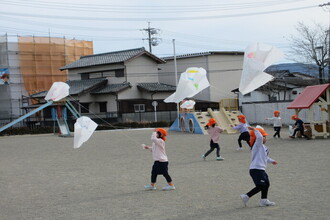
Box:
[273,127,281,138]
[238,131,250,148]
[292,127,307,138]
[151,161,172,183]
[246,169,270,199]
[204,140,220,157]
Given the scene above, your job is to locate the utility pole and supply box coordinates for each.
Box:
[319,2,330,82]
[140,22,161,53]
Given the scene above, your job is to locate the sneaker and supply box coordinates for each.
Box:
[237,147,243,151]
[144,184,156,190]
[162,184,176,190]
[259,199,275,207]
[289,136,295,139]
[216,156,224,161]
[201,155,206,160]
[240,194,249,207]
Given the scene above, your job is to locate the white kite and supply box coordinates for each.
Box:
[180,100,196,109]
[73,116,98,149]
[239,43,284,95]
[45,82,70,101]
[164,67,210,103]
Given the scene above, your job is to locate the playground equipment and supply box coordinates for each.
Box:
[169,99,241,134]
[288,84,330,139]
[0,99,81,136]
[51,100,81,137]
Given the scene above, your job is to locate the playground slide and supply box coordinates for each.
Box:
[193,112,212,134]
[57,119,70,136]
[208,108,240,134]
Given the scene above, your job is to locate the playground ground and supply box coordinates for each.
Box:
[0,126,329,220]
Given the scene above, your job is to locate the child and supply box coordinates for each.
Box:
[143,128,175,191]
[201,118,225,161]
[289,115,310,139]
[240,126,278,207]
[231,115,250,150]
[265,110,282,138]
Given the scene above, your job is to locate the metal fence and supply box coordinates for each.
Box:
[241,101,322,126]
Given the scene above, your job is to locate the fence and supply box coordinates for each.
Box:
[241,101,323,126]
[0,110,178,129]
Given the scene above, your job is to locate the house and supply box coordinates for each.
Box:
[57,47,177,122]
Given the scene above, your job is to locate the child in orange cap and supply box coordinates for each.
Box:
[231,115,250,150]
[240,126,278,207]
[290,115,309,139]
[265,110,282,138]
[201,118,225,161]
[142,128,175,190]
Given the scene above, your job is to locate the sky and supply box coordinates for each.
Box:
[0,0,329,63]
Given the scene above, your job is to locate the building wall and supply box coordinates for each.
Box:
[208,54,243,101]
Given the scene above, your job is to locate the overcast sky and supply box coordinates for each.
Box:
[0,0,328,63]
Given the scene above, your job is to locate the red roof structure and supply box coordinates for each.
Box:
[287,84,330,109]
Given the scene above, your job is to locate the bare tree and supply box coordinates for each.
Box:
[289,22,328,84]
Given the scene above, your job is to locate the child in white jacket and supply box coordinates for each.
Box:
[265,110,282,138]
[240,126,278,207]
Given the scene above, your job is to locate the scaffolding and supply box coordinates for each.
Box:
[0,34,93,124]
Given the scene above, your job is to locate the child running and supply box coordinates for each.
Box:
[143,128,175,191]
[201,118,225,161]
[231,114,250,150]
[289,115,310,139]
[240,126,278,207]
[265,110,282,138]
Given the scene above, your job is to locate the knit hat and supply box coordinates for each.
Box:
[155,128,168,141]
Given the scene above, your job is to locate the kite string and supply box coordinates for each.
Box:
[67,95,146,146]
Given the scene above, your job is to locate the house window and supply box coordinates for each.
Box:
[80,103,90,113]
[115,69,124,77]
[99,102,107,113]
[134,104,145,112]
[81,73,89,80]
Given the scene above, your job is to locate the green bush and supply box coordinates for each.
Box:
[0,127,54,136]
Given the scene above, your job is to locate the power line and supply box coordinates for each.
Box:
[0,5,317,22]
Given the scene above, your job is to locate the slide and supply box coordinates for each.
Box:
[193,112,212,134]
[208,108,240,134]
[57,119,71,136]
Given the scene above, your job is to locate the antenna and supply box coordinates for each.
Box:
[140,22,162,53]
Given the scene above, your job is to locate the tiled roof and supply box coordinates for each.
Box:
[137,83,176,92]
[67,78,108,95]
[60,47,165,70]
[30,78,108,98]
[91,82,131,94]
[162,51,243,60]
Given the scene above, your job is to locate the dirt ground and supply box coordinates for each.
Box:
[0,126,330,220]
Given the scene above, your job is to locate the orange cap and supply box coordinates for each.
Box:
[274,110,280,116]
[249,127,268,146]
[291,115,299,120]
[207,118,217,126]
[155,128,168,141]
[237,115,246,123]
